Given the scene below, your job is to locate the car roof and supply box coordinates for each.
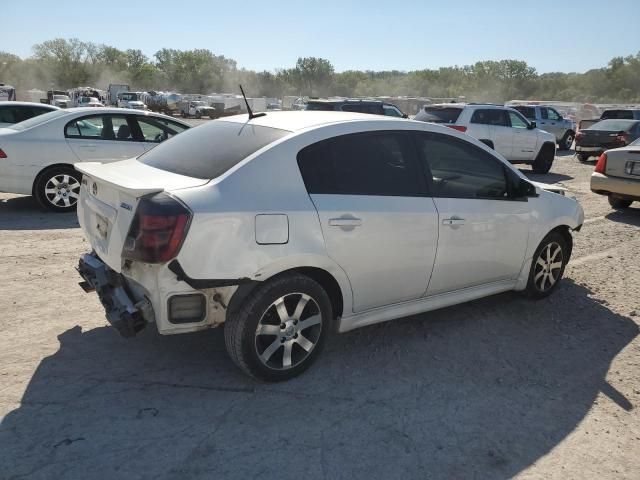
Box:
[219,111,405,132]
[0,101,59,108]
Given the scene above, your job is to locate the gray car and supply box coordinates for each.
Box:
[511,105,576,150]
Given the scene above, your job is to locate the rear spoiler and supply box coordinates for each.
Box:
[74,162,164,198]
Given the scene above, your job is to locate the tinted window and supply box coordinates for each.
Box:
[0,107,17,123]
[139,120,289,179]
[383,105,403,117]
[305,103,336,111]
[513,106,536,120]
[297,131,425,196]
[417,133,508,199]
[588,119,639,132]
[341,103,384,115]
[508,111,529,128]
[540,107,549,119]
[470,109,509,127]
[415,107,462,124]
[601,110,636,120]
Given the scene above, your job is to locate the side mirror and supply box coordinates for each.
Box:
[402,113,409,119]
[528,121,537,129]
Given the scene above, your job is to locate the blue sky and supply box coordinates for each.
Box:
[2,0,639,73]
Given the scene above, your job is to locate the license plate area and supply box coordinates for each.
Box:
[625,161,640,176]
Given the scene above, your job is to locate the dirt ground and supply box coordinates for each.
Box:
[1,149,639,480]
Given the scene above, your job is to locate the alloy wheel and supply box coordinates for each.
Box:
[44,173,81,208]
[533,242,563,292]
[254,293,323,370]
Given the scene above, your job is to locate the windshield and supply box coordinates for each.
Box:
[588,119,639,132]
[192,101,206,106]
[138,120,290,179]
[120,93,138,101]
[8,109,70,131]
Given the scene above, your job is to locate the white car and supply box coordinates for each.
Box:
[0,107,190,211]
[414,104,557,173]
[75,111,584,381]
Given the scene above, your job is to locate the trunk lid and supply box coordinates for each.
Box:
[603,146,640,180]
[576,129,626,149]
[75,158,208,271]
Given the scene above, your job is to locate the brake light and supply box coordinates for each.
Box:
[594,153,607,174]
[0,148,6,158]
[123,192,191,263]
[447,125,467,132]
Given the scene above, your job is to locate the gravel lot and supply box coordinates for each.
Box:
[1,146,639,479]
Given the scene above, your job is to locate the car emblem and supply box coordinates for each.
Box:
[120,202,132,211]
[92,182,98,196]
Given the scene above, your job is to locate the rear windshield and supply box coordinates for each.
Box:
[601,110,638,120]
[588,119,639,132]
[138,120,289,179]
[415,107,462,124]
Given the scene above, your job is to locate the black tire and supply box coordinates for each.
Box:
[608,194,632,209]
[532,144,555,173]
[195,111,202,119]
[525,231,568,299]
[181,110,186,118]
[224,273,332,382]
[560,131,575,151]
[577,153,591,162]
[34,166,82,212]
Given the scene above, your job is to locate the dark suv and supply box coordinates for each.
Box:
[305,99,408,118]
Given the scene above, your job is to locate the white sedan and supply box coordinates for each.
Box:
[0,107,190,211]
[76,111,584,381]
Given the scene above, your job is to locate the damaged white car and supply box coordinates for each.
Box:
[76,111,584,381]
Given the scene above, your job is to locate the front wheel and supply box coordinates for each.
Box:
[34,166,82,212]
[525,232,568,299]
[608,194,632,209]
[224,274,332,381]
[532,144,554,174]
[560,131,574,151]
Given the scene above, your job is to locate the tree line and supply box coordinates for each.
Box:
[1,38,639,103]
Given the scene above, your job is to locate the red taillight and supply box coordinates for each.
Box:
[594,153,607,174]
[123,193,191,263]
[0,148,6,159]
[446,125,467,132]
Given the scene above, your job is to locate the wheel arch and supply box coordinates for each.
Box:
[31,163,79,196]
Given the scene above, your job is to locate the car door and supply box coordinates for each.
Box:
[133,115,190,152]
[297,130,439,313]
[65,114,145,162]
[416,132,530,295]
[508,110,538,161]
[469,109,513,159]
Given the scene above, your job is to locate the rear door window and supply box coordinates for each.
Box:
[471,109,509,126]
[65,114,136,140]
[297,131,426,196]
[416,107,462,124]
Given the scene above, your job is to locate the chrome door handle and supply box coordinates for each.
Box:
[442,217,465,226]
[329,217,362,227]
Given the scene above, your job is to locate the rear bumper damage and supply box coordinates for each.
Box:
[77,253,154,337]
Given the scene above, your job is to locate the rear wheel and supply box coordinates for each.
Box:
[525,232,568,299]
[195,111,202,119]
[224,273,331,381]
[608,194,633,209]
[560,131,574,151]
[532,144,554,173]
[34,166,81,212]
[577,153,591,162]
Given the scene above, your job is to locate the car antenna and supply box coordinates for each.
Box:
[239,84,266,120]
